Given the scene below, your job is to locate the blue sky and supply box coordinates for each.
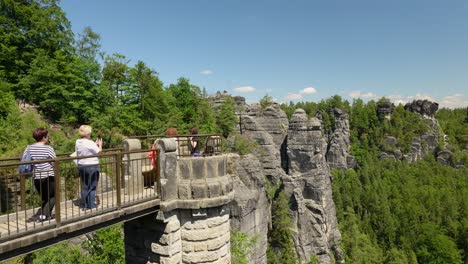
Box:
[61,0,467,108]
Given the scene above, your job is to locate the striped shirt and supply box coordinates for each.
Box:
[25,144,56,179]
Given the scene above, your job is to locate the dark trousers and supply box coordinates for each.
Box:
[79,166,100,209]
[33,177,55,217]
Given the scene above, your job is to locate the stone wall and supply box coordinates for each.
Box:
[125,206,230,264]
[156,138,234,212]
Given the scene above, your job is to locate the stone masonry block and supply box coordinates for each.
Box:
[162,154,178,201]
[158,231,181,246]
[206,233,229,251]
[206,214,229,228]
[217,157,226,177]
[177,159,192,180]
[182,240,208,252]
[165,217,181,234]
[191,158,206,179]
[207,181,222,198]
[182,223,228,241]
[206,158,218,178]
[178,182,192,199]
[160,252,182,264]
[182,244,192,253]
[182,219,208,230]
[216,254,231,264]
[191,183,208,199]
[212,243,230,259]
[151,242,181,256]
[182,251,219,263]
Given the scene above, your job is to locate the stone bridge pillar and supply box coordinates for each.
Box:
[124,138,234,264]
[123,139,144,196]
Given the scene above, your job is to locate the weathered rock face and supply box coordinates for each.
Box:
[437,150,452,165]
[377,100,445,164]
[228,100,288,263]
[241,102,289,183]
[228,154,270,264]
[406,103,442,163]
[404,100,439,117]
[325,108,353,170]
[231,101,343,263]
[285,109,343,264]
[244,103,289,146]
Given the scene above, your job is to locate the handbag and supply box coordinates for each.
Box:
[19,147,33,174]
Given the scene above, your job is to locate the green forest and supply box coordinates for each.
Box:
[0,0,237,158]
[1,1,467,264]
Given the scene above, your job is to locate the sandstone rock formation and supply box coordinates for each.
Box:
[405,101,442,163]
[285,109,343,263]
[377,101,395,120]
[325,108,354,170]
[404,100,439,117]
[227,98,343,264]
[375,100,445,164]
[228,154,270,264]
[436,150,452,166]
[240,102,289,184]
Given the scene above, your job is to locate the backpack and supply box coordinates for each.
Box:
[19,147,33,174]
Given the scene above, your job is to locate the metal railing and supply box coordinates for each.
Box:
[129,134,223,158]
[0,147,160,242]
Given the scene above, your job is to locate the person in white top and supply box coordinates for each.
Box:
[75,125,102,210]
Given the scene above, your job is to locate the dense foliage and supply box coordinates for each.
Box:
[267,191,299,264]
[11,224,124,264]
[0,0,234,146]
[231,231,258,264]
[333,157,466,263]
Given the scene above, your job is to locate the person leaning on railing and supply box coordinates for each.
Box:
[189,127,202,157]
[75,125,102,210]
[24,128,57,223]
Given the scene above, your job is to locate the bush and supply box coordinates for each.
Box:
[230,134,262,156]
[231,232,258,264]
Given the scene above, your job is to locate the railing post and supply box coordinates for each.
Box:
[54,160,61,227]
[156,148,161,197]
[20,175,26,211]
[115,152,122,209]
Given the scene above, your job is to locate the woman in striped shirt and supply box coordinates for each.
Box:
[24,128,56,222]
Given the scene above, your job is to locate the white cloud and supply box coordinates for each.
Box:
[413,93,437,102]
[387,94,403,100]
[440,93,468,108]
[284,93,303,100]
[386,93,467,109]
[233,86,256,93]
[349,90,378,99]
[300,87,317,94]
[200,70,213,75]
